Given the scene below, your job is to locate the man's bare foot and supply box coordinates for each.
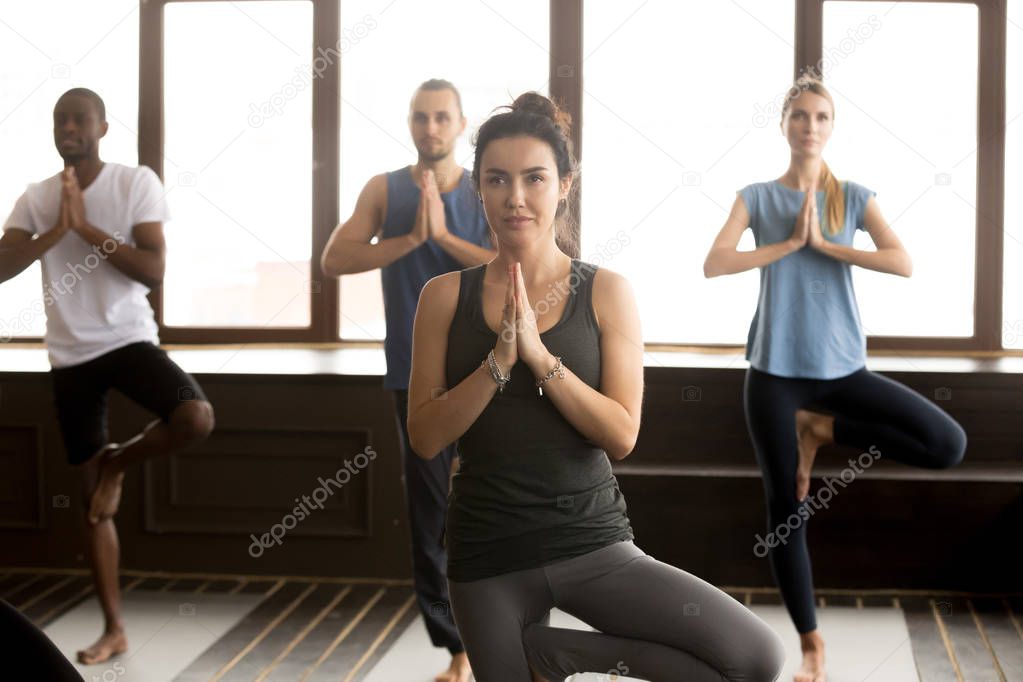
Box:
[794,410,831,502]
[795,630,826,682]
[89,444,125,525]
[76,629,128,665]
[435,652,472,682]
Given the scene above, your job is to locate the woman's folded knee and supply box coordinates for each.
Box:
[926,419,967,469]
[725,623,785,682]
[941,421,967,468]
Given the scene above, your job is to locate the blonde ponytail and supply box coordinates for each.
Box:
[820,161,844,236]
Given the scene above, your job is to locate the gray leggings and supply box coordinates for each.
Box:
[448,541,785,682]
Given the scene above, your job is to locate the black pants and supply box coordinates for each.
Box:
[393,389,463,654]
[743,367,967,633]
[50,341,207,464]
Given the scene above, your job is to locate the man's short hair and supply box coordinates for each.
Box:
[411,79,463,117]
[57,88,106,122]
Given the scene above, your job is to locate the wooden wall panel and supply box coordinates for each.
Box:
[0,425,44,529]
[1,364,1020,588]
[143,428,373,538]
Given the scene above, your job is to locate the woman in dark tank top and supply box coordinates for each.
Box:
[407,92,784,682]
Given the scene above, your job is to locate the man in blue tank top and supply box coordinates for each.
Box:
[321,79,494,682]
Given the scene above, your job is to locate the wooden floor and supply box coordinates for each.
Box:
[2,567,1021,681]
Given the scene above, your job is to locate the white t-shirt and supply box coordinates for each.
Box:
[2,162,169,368]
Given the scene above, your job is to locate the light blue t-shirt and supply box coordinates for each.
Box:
[739,179,876,380]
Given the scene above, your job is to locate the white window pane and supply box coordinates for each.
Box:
[1003,1,1023,348]
[582,1,794,344]
[163,1,312,328]
[337,0,548,340]
[825,1,977,337]
[0,1,138,339]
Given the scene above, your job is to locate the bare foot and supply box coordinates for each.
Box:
[88,444,125,525]
[435,652,472,682]
[76,629,128,665]
[794,410,830,502]
[795,630,826,682]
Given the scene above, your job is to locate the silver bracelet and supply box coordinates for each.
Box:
[482,350,511,393]
[535,356,565,396]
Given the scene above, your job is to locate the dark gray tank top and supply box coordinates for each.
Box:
[444,258,634,582]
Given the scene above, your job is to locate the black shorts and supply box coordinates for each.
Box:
[50,341,208,465]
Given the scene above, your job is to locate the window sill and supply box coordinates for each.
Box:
[2,343,1023,375]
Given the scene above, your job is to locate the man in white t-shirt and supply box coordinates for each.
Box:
[0,88,215,666]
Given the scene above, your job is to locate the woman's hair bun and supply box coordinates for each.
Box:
[510,91,572,137]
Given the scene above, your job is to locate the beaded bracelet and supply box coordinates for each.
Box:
[535,356,565,396]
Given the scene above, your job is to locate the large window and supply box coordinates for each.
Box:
[581,1,794,344]
[0,0,139,339]
[1,1,1016,354]
[825,1,977,338]
[162,1,313,328]
[336,0,549,340]
[1003,0,1023,348]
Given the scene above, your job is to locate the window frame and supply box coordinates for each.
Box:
[140,0,338,343]
[120,0,1006,351]
[796,0,1006,352]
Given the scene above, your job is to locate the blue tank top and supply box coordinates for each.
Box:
[739,179,876,379]
[380,166,491,390]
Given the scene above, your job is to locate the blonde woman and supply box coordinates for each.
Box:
[704,78,967,682]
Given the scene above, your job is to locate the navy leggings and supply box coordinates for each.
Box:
[393,389,464,654]
[742,367,967,633]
